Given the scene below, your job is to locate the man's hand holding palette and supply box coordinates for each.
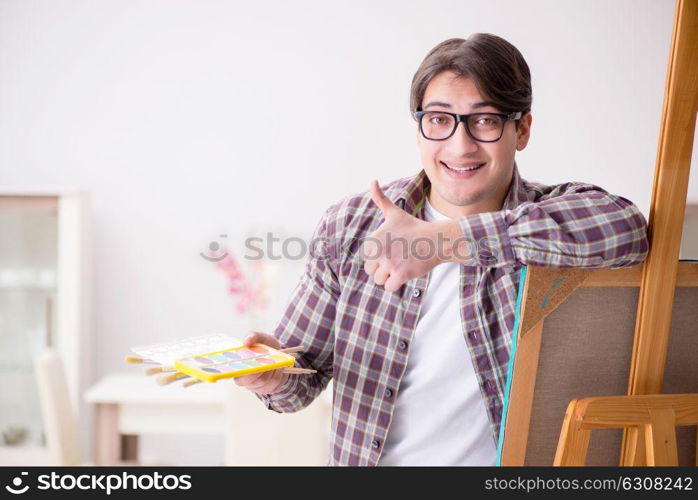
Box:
[124,333,315,388]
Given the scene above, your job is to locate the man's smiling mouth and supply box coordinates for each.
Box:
[440,160,486,175]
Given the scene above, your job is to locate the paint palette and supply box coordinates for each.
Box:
[127,333,312,387]
[131,333,244,366]
[173,344,296,383]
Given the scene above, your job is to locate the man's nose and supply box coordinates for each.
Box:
[448,120,480,153]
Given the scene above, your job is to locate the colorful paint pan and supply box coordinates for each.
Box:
[173,343,296,383]
[236,349,257,359]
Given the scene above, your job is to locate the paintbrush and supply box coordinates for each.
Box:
[125,355,161,365]
[156,372,190,386]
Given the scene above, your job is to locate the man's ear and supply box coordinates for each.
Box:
[516,113,532,151]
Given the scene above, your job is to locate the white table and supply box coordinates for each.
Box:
[84,372,231,465]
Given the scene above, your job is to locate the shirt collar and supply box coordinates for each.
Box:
[397,161,528,218]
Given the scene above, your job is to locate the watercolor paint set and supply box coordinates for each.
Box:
[125,333,315,388]
[174,344,295,382]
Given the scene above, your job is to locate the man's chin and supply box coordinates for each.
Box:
[440,192,482,208]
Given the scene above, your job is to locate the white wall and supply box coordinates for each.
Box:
[1,0,692,464]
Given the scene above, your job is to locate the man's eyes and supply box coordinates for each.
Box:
[429,115,449,123]
[427,114,498,123]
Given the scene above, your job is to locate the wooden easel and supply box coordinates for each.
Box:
[499,0,698,466]
[555,394,698,466]
[617,0,698,467]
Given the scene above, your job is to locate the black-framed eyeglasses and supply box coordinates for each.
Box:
[414,109,522,142]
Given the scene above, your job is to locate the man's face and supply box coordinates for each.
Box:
[416,70,532,217]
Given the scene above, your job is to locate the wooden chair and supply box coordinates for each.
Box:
[35,349,138,466]
[554,394,698,466]
[34,349,83,466]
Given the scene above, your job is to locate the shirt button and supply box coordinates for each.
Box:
[371,439,380,449]
[398,340,408,350]
[385,388,393,398]
[412,288,421,298]
[469,331,479,341]
[485,380,493,392]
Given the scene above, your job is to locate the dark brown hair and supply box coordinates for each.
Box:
[410,34,532,129]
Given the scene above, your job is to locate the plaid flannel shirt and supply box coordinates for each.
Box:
[256,161,649,466]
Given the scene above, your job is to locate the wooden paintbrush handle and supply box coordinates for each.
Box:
[144,366,174,376]
[278,345,305,354]
[156,372,189,386]
[281,367,317,374]
[125,355,160,365]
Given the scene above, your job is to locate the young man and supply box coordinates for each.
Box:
[234,34,649,466]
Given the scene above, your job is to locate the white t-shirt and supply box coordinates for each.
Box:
[377,196,498,466]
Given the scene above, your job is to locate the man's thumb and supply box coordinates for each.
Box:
[370,180,400,218]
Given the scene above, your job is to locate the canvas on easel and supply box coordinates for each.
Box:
[496,262,698,465]
[496,0,698,466]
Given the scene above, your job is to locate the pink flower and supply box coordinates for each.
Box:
[213,247,269,315]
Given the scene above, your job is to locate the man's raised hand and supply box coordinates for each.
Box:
[361,180,459,292]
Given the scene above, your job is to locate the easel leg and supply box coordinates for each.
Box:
[554,399,590,466]
[644,408,678,466]
[621,426,644,466]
